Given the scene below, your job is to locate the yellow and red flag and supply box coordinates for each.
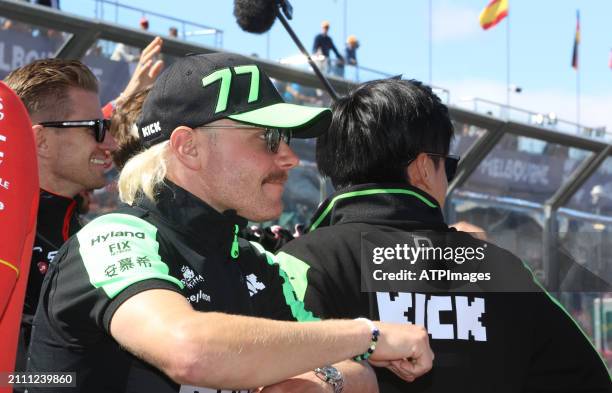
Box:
[571,10,580,69]
[479,0,508,30]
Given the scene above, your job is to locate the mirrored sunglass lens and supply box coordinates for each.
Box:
[265,129,280,153]
[281,130,291,145]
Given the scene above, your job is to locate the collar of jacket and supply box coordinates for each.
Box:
[134,179,248,252]
[308,183,447,231]
[39,188,79,242]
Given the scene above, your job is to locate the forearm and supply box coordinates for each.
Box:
[179,313,372,389]
[112,290,432,390]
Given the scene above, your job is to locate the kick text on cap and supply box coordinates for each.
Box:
[142,121,161,137]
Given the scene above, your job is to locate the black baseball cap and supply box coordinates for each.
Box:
[137,52,332,148]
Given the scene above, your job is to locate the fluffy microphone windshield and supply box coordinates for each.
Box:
[234,0,277,34]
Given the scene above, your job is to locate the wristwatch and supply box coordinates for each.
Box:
[314,365,344,393]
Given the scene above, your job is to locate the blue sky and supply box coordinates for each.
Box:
[62,0,612,131]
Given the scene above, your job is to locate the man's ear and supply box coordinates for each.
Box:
[406,153,430,189]
[169,126,201,170]
[33,124,50,158]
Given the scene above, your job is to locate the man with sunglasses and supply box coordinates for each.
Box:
[276,78,610,392]
[26,54,434,392]
[4,59,118,368]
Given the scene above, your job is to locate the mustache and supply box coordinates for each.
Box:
[263,171,288,184]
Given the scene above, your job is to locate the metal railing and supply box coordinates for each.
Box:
[460,97,609,142]
[69,0,223,47]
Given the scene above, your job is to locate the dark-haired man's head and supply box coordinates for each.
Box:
[316,78,454,206]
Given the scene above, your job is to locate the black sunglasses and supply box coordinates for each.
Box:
[38,119,111,143]
[405,153,460,182]
[425,153,460,182]
[197,125,292,154]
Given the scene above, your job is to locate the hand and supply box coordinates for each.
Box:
[254,371,331,393]
[366,323,433,380]
[375,359,424,383]
[117,36,165,106]
[451,221,488,241]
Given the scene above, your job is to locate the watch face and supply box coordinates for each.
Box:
[316,366,344,393]
[323,366,341,381]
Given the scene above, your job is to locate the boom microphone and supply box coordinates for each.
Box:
[234,0,277,34]
[233,0,339,100]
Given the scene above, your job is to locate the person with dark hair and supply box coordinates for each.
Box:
[316,79,453,189]
[26,54,434,392]
[277,78,611,392]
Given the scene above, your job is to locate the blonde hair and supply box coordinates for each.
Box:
[118,141,169,204]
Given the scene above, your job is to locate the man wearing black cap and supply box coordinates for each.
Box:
[26,53,434,393]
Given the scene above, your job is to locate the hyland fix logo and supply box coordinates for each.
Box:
[180,265,204,289]
[91,230,145,246]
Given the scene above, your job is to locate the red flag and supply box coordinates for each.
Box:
[571,10,580,69]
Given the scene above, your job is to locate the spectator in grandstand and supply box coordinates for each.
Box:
[1,19,32,34]
[168,26,178,38]
[276,78,611,392]
[111,17,150,63]
[312,20,344,75]
[26,53,433,393]
[345,35,359,66]
[4,58,118,370]
[334,34,359,78]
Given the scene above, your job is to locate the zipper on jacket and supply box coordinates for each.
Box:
[230,224,240,259]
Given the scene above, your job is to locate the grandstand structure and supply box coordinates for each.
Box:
[0,0,610,365]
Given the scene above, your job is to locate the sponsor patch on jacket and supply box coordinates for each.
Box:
[77,213,184,298]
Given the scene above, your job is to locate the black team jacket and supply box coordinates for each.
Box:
[22,190,81,345]
[278,183,610,393]
[27,181,316,393]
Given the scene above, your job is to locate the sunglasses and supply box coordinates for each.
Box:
[38,119,111,143]
[197,125,292,154]
[406,153,460,183]
[427,153,460,182]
